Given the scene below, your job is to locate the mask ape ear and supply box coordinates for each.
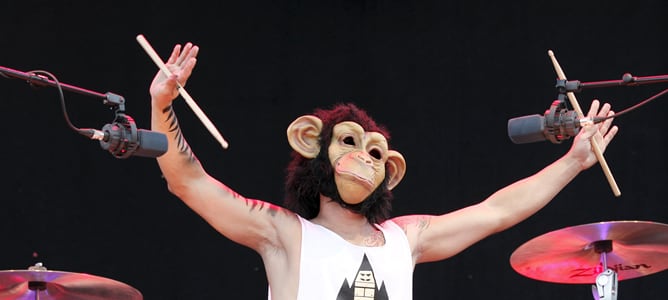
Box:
[287,115,324,158]
[385,150,406,190]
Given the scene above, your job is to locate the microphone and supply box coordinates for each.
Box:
[507,100,595,144]
[80,114,168,158]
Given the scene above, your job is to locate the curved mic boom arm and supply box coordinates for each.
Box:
[0,65,166,159]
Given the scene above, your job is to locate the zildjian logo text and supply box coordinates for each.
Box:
[570,263,652,278]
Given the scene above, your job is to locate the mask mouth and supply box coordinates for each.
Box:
[326,181,367,213]
[334,156,378,190]
[332,179,387,216]
[335,170,376,190]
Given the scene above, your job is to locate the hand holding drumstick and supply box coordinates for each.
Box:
[548,50,619,196]
[143,35,229,150]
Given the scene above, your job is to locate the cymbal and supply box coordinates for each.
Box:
[510,220,668,284]
[0,265,143,300]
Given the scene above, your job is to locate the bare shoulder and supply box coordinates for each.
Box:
[239,200,302,255]
[390,214,432,235]
[274,206,302,228]
[262,207,302,300]
[271,206,303,248]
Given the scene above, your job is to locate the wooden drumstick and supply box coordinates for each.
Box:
[548,50,620,196]
[136,34,229,149]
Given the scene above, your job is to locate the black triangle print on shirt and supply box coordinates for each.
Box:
[336,254,389,300]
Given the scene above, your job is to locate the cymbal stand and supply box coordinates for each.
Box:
[27,262,47,300]
[590,240,618,300]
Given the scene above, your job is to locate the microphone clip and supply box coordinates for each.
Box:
[544,100,580,144]
[100,109,140,159]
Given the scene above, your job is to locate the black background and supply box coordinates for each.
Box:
[2,1,667,299]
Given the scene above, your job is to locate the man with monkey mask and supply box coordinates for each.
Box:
[149,42,618,299]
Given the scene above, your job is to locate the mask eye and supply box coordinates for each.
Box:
[369,148,382,160]
[343,136,355,146]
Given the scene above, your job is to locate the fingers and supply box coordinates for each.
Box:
[598,109,614,135]
[603,123,619,146]
[167,44,182,64]
[597,102,611,119]
[599,108,618,148]
[585,99,618,150]
[586,99,600,119]
[175,43,192,66]
[180,45,199,80]
[150,42,198,101]
[166,42,198,67]
[591,100,613,134]
[158,43,198,87]
[181,56,197,81]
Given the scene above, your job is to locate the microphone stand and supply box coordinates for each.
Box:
[0,65,125,108]
[0,65,163,159]
[555,73,668,97]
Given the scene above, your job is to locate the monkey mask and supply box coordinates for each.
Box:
[285,104,406,222]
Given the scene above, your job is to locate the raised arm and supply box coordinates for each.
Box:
[148,42,299,252]
[394,99,618,263]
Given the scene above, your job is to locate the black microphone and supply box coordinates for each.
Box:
[80,114,168,158]
[508,100,593,144]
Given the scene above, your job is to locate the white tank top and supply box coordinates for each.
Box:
[269,216,414,299]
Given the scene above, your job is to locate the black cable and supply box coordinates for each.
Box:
[593,87,668,123]
[27,70,86,134]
